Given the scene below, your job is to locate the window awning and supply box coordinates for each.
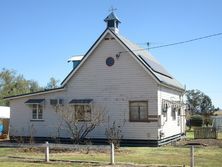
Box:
[25,99,45,104]
[69,99,93,104]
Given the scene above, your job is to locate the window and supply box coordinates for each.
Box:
[32,104,43,120]
[171,107,176,120]
[106,57,115,66]
[74,105,91,121]
[129,101,148,122]
[107,20,115,27]
[178,108,181,116]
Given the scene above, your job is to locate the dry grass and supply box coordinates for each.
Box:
[1,143,222,167]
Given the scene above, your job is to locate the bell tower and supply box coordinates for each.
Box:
[104,11,121,34]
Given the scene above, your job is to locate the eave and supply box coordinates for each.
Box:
[4,87,65,100]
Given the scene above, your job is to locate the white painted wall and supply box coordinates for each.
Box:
[9,32,185,142]
[9,32,159,140]
[65,33,159,140]
[158,86,185,139]
[9,90,69,138]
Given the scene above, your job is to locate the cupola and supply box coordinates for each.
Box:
[104,12,121,34]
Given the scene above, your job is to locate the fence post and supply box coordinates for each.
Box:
[45,141,49,162]
[110,143,115,165]
[190,145,194,167]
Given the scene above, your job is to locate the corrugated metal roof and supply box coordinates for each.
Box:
[4,87,65,100]
[115,33,184,90]
[104,12,121,23]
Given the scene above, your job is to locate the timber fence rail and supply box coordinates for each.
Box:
[0,141,114,164]
[194,127,217,139]
[0,141,200,167]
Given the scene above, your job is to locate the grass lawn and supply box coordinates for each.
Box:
[0,145,222,167]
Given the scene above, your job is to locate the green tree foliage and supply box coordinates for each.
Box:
[46,77,60,89]
[0,68,42,106]
[186,89,218,115]
[190,115,203,127]
[186,89,219,127]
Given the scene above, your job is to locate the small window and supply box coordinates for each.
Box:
[178,108,181,116]
[129,101,148,122]
[32,104,43,120]
[171,107,176,120]
[106,57,115,66]
[162,100,169,119]
[74,105,91,121]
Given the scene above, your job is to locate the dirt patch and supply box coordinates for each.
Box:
[176,138,222,147]
[17,146,133,155]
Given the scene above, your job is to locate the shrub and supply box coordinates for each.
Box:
[190,115,203,127]
[203,116,213,127]
[105,121,123,149]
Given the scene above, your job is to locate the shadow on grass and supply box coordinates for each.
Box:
[8,156,106,166]
[7,156,185,167]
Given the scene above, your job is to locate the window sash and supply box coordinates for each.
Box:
[32,104,43,120]
[129,101,148,122]
[171,107,176,120]
[74,105,91,121]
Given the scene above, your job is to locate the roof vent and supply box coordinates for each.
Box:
[50,99,64,106]
[68,55,84,69]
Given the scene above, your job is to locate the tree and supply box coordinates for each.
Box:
[54,104,106,144]
[28,80,42,92]
[0,68,42,106]
[186,89,203,114]
[186,89,219,127]
[46,77,60,89]
[186,89,217,115]
[105,120,124,149]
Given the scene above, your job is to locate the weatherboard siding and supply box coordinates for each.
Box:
[9,32,185,142]
[9,91,69,138]
[66,33,159,140]
[158,86,184,139]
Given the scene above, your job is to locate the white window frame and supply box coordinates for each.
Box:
[31,104,43,120]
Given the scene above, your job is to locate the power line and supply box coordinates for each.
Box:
[148,32,222,50]
[118,32,222,55]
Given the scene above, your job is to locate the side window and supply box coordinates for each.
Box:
[74,105,91,121]
[32,104,43,120]
[171,107,176,120]
[129,101,148,122]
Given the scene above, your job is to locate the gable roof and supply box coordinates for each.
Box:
[61,28,184,91]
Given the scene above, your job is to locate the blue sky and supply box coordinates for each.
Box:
[0,0,221,108]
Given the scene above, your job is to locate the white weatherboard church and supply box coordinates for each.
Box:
[6,12,186,146]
